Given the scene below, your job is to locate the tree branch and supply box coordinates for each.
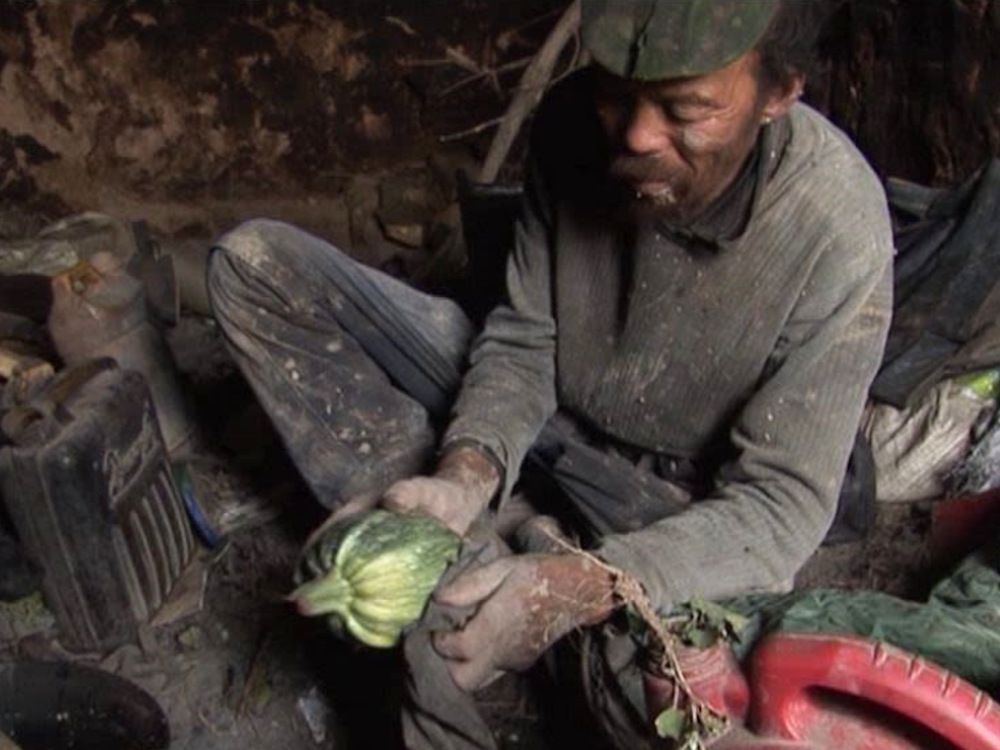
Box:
[478,0,581,184]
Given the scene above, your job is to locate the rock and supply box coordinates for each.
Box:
[381,221,425,248]
[355,105,393,143]
[344,173,421,270]
[99,643,144,675]
[375,167,449,250]
[0,593,54,646]
[295,686,334,745]
[137,623,160,656]
[177,625,207,651]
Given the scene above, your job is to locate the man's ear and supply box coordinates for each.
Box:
[761,73,805,123]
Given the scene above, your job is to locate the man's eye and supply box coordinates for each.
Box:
[664,105,706,124]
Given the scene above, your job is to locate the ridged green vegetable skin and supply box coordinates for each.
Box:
[290,510,461,648]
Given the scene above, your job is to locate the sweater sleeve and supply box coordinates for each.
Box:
[597,222,893,613]
[442,157,558,500]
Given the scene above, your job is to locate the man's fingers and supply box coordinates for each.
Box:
[434,558,514,608]
[433,629,503,691]
[431,628,469,661]
[382,478,444,515]
[302,493,378,549]
[379,477,480,535]
[449,659,504,693]
[380,480,419,511]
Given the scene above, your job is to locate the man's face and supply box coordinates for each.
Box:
[595,52,769,225]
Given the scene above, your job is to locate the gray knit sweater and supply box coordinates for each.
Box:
[445,71,893,612]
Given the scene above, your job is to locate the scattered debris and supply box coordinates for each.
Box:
[99,643,144,675]
[177,626,206,652]
[138,624,161,658]
[376,168,448,250]
[384,16,418,38]
[237,630,276,718]
[296,686,334,745]
[0,594,54,646]
[151,559,209,628]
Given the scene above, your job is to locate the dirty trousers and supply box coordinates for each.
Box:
[208,219,663,750]
[208,219,474,506]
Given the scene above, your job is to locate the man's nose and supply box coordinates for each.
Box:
[622,99,671,155]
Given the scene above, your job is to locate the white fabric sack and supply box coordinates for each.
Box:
[864,380,993,502]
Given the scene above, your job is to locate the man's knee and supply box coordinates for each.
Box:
[212,218,301,276]
[208,218,332,318]
[209,218,361,307]
[207,220,302,339]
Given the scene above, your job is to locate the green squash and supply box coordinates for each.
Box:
[290,510,461,648]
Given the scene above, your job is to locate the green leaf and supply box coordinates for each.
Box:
[624,606,648,637]
[691,599,729,627]
[723,611,750,639]
[687,598,749,641]
[683,626,718,649]
[654,707,688,740]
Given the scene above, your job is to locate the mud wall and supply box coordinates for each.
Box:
[0,0,561,241]
[811,0,1000,185]
[0,0,999,241]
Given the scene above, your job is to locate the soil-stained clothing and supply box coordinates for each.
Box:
[444,71,894,613]
[208,70,894,750]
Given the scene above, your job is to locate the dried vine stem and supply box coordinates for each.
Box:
[542,531,729,746]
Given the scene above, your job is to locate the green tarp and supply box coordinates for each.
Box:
[729,541,1000,692]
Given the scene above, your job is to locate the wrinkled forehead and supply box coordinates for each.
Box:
[581,0,779,82]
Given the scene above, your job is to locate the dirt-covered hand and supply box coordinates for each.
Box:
[431,553,617,692]
[379,476,482,535]
[380,446,501,535]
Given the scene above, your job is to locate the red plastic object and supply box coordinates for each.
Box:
[745,633,1000,749]
[931,489,1000,568]
[644,633,1000,749]
[642,640,750,723]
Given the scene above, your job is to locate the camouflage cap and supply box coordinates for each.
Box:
[581,0,781,81]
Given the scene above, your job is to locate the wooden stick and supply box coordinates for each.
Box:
[478,0,581,184]
[439,56,533,97]
[439,116,504,143]
[384,15,418,37]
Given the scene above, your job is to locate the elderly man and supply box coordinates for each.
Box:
[208,0,892,746]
